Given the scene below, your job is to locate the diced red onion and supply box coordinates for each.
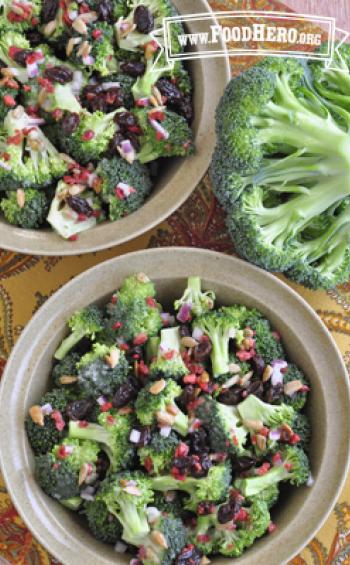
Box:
[117,182,136,198]
[69,10,78,19]
[192,327,204,341]
[160,425,172,438]
[97,396,107,406]
[177,303,192,323]
[130,559,141,565]
[0,161,12,171]
[101,82,121,90]
[307,473,314,487]
[189,418,201,433]
[41,403,53,416]
[269,429,281,441]
[114,541,127,553]
[120,21,130,32]
[28,117,45,126]
[27,62,39,79]
[149,118,169,140]
[120,140,133,154]
[63,445,75,455]
[82,55,95,65]
[129,429,141,444]
[271,359,288,386]
[136,97,150,107]
[118,140,136,164]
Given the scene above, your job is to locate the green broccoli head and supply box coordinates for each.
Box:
[247,484,280,510]
[152,491,184,519]
[98,471,154,545]
[281,363,310,411]
[241,310,285,365]
[76,343,130,397]
[196,396,248,456]
[291,413,311,452]
[54,305,103,361]
[25,388,72,455]
[89,23,118,76]
[135,379,189,437]
[139,513,188,565]
[149,327,189,382]
[0,188,49,228]
[237,394,295,429]
[0,0,41,31]
[0,30,32,82]
[96,156,153,221]
[69,410,135,471]
[135,108,194,164]
[84,498,123,544]
[138,431,180,474]
[174,277,215,319]
[52,352,81,387]
[119,272,157,300]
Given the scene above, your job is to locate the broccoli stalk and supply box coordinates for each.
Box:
[174,277,215,318]
[54,305,103,360]
[237,394,295,428]
[149,326,189,381]
[235,446,310,496]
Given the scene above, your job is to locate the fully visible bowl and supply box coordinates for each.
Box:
[1,248,349,565]
[0,2,230,256]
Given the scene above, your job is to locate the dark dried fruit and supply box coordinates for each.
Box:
[173,456,191,473]
[115,111,139,132]
[43,65,73,84]
[265,383,284,404]
[189,428,209,455]
[134,5,154,34]
[190,453,211,478]
[112,379,139,408]
[61,112,80,135]
[217,502,235,524]
[96,451,110,479]
[120,61,146,77]
[41,0,59,23]
[97,0,114,22]
[193,339,212,363]
[217,386,242,405]
[176,545,203,565]
[26,30,44,47]
[156,78,182,104]
[231,455,259,473]
[132,425,151,448]
[66,399,94,421]
[197,501,216,515]
[107,132,124,156]
[245,380,264,398]
[178,97,194,122]
[67,196,94,217]
[177,385,196,411]
[12,49,33,67]
[251,355,265,377]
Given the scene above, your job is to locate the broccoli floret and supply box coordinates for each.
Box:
[196,396,248,456]
[119,272,157,300]
[0,81,19,121]
[146,336,160,364]
[135,108,194,164]
[193,311,242,378]
[54,305,103,360]
[36,438,100,500]
[247,484,280,509]
[241,310,285,365]
[0,31,32,82]
[47,181,104,240]
[96,156,152,221]
[69,410,134,471]
[281,363,310,411]
[138,513,188,565]
[152,491,184,518]
[291,413,311,452]
[69,23,118,76]
[150,462,232,512]
[40,2,69,46]
[84,499,123,544]
[0,107,67,190]
[174,277,215,319]
[192,499,270,557]
[237,394,295,428]
[0,188,49,228]
[103,292,162,343]
[85,0,127,20]
[235,446,310,496]
[40,81,82,115]
[98,471,154,545]
[52,352,81,387]
[75,343,130,397]
[135,379,189,437]
[0,0,41,31]
[138,431,180,474]
[149,327,189,382]
[25,388,71,454]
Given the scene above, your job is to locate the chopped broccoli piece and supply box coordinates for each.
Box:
[152,491,184,519]
[0,81,19,121]
[291,413,311,452]
[247,484,280,509]
[174,277,215,319]
[242,310,285,365]
[237,394,295,428]
[139,513,188,565]
[1,188,49,228]
[52,352,80,387]
[138,431,180,474]
[119,272,157,300]
[84,498,123,544]
[149,327,189,382]
[54,305,103,360]
[281,363,310,411]
[0,0,41,31]
[0,30,32,82]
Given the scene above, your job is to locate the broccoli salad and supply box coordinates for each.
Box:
[0,0,194,239]
[26,274,312,563]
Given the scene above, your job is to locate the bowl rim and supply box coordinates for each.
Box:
[0,2,230,256]
[1,247,349,565]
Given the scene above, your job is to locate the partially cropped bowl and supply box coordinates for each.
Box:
[1,248,349,565]
[0,1,230,256]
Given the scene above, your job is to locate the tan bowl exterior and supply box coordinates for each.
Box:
[0,1,230,256]
[1,248,349,565]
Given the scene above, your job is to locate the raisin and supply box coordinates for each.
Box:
[41,0,59,23]
[177,385,196,411]
[197,501,216,515]
[134,5,154,34]
[217,386,242,405]
[156,78,183,104]
[178,97,194,122]
[112,379,139,408]
[120,61,146,77]
[179,324,191,338]
[218,502,235,524]
[176,545,202,565]
[107,132,124,156]
[67,196,94,217]
[251,355,265,377]
[66,399,94,420]
[97,0,114,22]
[96,451,110,480]
[189,428,209,455]
[265,383,284,404]
[61,112,80,135]
[231,455,259,473]
[193,339,212,363]
[173,456,191,473]
[245,380,264,398]
[115,111,139,131]
[43,65,73,84]
[12,49,33,67]
[26,30,44,47]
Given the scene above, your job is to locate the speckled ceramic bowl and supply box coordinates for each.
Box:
[0,2,230,256]
[1,248,349,565]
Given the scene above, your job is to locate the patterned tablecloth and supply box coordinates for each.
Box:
[0,0,350,563]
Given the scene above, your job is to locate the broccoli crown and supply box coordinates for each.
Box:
[54,305,103,361]
[136,108,194,164]
[150,327,189,382]
[242,311,285,365]
[75,343,130,396]
[152,491,184,518]
[52,437,100,470]
[119,272,157,300]
[96,156,153,221]
[196,396,248,456]
[174,277,215,319]
[52,352,81,387]
[0,82,19,122]
[25,388,71,455]
[138,431,180,474]
[151,462,232,512]
[237,394,295,429]
[61,110,117,164]
[88,23,118,76]
[140,514,188,565]
[135,379,189,437]
[69,410,134,471]
[98,471,154,545]
[35,453,80,500]
[84,499,123,544]
[103,293,162,343]
[0,189,49,228]
[291,413,311,452]
[247,484,280,509]
[193,311,242,378]
[0,0,41,31]
[236,446,310,496]
[0,31,32,82]
[281,363,309,411]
